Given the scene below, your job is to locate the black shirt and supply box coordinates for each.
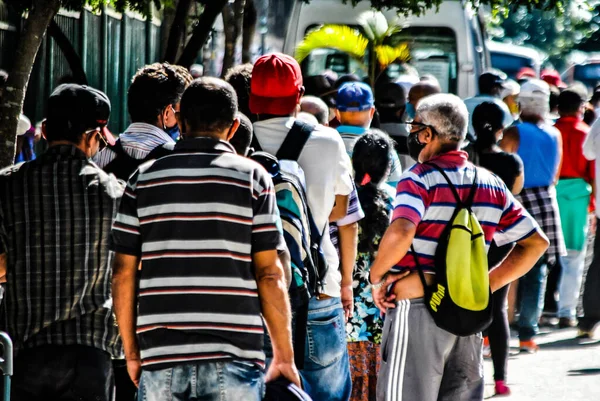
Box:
[479,151,524,192]
[478,150,524,267]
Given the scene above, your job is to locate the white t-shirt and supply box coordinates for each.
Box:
[584,117,600,218]
[253,117,354,297]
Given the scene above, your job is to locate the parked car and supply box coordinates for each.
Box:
[283,0,490,98]
[562,60,600,92]
[488,41,544,80]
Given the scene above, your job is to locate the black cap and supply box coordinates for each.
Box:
[479,71,507,94]
[46,84,114,144]
[375,81,406,110]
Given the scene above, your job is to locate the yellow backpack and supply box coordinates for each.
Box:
[411,163,492,336]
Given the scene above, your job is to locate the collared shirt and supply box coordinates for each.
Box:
[556,116,594,182]
[253,117,354,298]
[0,145,124,357]
[391,151,540,273]
[111,138,281,370]
[94,122,174,168]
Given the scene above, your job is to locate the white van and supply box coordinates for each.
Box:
[283,0,490,99]
[488,41,544,79]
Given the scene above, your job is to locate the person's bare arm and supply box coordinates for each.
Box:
[489,231,549,292]
[329,194,349,222]
[112,252,142,386]
[554,131,563,185]
[254,249,300,386]
[0,253,6,283]
[500,126,520,154]
[512,171,524,195]
[338,222,358,320]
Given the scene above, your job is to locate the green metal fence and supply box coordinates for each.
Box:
[0,3,162,135]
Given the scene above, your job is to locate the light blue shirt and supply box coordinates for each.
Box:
[336,125,402,187]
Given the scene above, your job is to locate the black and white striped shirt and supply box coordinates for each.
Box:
[0,145,124,357]
[111,138,281,370]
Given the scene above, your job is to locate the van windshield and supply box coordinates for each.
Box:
[491,53,535,80]
[302,25,458,94]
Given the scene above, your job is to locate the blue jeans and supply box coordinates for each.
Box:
[138,360,264,401]
[300,296,351,401]
[518,257,548,341]
[558,249,587,319]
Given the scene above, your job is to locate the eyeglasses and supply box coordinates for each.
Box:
[85,127,108,151]
[405,121,437,136]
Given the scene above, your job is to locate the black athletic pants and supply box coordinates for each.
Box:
[485,284,511,382]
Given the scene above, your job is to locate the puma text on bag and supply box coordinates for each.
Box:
[412,163,492,336]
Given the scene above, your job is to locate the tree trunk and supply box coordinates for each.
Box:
[159,0,179,61]
[176,0,229,69]
[47,19,88,85]
[242,0,256,63]
[163,0,193,63]
[221,0,245,77]
[0,0,60,168]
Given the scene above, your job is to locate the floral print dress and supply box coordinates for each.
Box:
[346,194,392,401]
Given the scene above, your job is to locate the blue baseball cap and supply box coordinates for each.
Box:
[336,82,374,112]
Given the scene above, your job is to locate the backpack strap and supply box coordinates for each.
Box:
[250,135,263,152]
[276,120,315,161]
[426,162,462,205]
[426,163,478,209]
[411,245,430,292]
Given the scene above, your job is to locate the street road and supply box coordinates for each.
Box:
[484,327,600,400]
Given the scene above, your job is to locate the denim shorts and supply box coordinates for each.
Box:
[138,360,264,401]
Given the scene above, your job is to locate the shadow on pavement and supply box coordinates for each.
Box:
[567,368,600,376]
[538,337,600,350]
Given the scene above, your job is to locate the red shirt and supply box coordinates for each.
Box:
[555,116,595,182]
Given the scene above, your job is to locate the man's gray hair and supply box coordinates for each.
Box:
[416,93,468,142]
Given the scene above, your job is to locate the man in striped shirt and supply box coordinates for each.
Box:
[94,63,192,181]
[111,77,299,400]
[367,94,549,401]
[0,84,122,401]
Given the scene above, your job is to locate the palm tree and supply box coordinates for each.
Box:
[295,11,410,86]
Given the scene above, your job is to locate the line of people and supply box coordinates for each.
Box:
[0,54,595,401]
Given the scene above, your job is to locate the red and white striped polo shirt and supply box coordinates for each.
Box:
[391,150,540,273]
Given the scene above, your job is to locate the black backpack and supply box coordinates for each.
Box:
[103,139,174,181]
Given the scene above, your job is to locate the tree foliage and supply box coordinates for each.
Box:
[489,0,596,68]
[303,0,566,17]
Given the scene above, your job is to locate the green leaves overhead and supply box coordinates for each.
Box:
[301,0,566,16]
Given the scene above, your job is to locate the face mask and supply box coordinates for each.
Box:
[165,124,180,141]
[405,103,416,120]
[407,130,427,162]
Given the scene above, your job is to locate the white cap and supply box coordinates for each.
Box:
[501,79,520,99]
[520,79,550,97]
[17,114,31,136]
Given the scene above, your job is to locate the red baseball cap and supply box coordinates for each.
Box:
[249,53,303,115]
[541,69,567,88]
[516,67,537,80]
